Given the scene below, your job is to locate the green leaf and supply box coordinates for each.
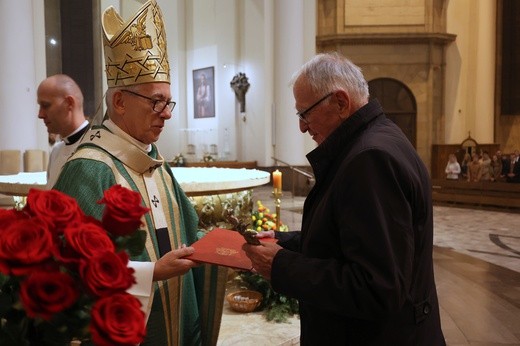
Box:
[0,316,29,346]
[0,273,8,286]
[123,230,147,257]
[0,294,14,317]
[235,272,299,323]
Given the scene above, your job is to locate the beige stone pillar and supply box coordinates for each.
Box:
[0,0,39,156]
[273,0,316,165]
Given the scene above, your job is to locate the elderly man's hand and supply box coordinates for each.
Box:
[242,242,283,280]
[153,245,199,281]
[255,230,275,239]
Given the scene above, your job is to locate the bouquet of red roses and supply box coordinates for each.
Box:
[0,185,149,346]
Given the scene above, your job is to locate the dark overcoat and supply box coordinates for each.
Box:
[273,99,445,345]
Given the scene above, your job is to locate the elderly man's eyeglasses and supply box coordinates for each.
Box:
[297,92,333,123]
[121,89,176,113]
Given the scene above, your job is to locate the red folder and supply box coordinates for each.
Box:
[185,228,275,270]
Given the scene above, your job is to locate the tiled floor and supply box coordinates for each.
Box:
[217,185,520,345]
[433,205,520,273]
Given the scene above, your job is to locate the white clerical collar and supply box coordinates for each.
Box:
[63,120,89,145]
[103,119,152,153]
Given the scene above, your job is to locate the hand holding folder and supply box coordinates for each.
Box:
[184,228,276,271]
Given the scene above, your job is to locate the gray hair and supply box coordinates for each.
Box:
[105,87,117,117]
[105,84,141,116]
[291,52,369,105]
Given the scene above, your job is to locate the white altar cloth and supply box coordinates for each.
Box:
[172,167,270,196]
[0,168,270,197]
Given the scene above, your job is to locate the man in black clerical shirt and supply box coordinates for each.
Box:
[37,74,89,188]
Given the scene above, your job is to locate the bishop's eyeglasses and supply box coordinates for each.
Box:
[121,89,176,113]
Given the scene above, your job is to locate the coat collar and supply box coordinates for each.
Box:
[306,98,385,182]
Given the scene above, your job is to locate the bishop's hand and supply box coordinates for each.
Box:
[153,245,198,281]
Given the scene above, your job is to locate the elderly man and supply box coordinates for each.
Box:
[244,52,445,345]
[53,1,218,345]
[37,74,89,188]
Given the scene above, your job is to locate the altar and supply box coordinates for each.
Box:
[0,167,269,197]
[0,168,270,230]
[0,167,270,239]
[172,167,269,197]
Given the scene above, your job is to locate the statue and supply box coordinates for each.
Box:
[230,72,250,113]
[223,207,260,245]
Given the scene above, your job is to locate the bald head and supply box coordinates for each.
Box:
[37,74,86,137]
[38,74,84,107]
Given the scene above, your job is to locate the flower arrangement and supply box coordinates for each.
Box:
[250,200,288,232]
[202,153,215,162]
[172,153,185,167]
[0,185,149,345]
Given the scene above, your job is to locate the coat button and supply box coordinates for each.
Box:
[423,303,431,315]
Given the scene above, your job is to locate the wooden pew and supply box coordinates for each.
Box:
[431,179,520,211]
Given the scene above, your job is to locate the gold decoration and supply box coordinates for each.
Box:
[216,248,238,256]
[102,0,170,87]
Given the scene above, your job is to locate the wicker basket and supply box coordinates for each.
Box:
[226,290,263,313]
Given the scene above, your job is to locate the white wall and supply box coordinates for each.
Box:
[170,0,316,166]
[0,0,37,153]
[2,0,315,168]
[180,0,277,166]
[302,0,318,157]
[161,0,253,163]
[156,0,188,161]
[273,0,317,166]
[184,0,231,162]
[33,0,49,150]
[158,0,316,166]
[238,0,272,165]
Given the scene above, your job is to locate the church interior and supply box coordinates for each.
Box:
[0,0,519,345]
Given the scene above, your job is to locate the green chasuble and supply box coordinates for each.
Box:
[54,122,224,346]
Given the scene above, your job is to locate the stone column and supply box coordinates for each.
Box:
[0,0,39,156]
[273,0,315,165]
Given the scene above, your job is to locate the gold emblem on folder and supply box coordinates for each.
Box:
[216,248,238,256]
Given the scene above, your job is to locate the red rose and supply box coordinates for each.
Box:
[20,271,80,320]
[24,188,84,235]
[79,251,136,297]
[90,292,146,346]
[0,218,54,276]
[0,208,27,228]
[98,184,149,236]
[57,222,115,265]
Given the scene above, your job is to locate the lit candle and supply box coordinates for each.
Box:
[272,169,282,192]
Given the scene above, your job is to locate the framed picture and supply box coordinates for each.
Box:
[193,66,215,118]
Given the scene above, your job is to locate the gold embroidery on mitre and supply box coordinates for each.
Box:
[216,248,238,256]
[102,0,170,88]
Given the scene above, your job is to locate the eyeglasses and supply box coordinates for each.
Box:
[121,89,176,113]
[297,92,333,123]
